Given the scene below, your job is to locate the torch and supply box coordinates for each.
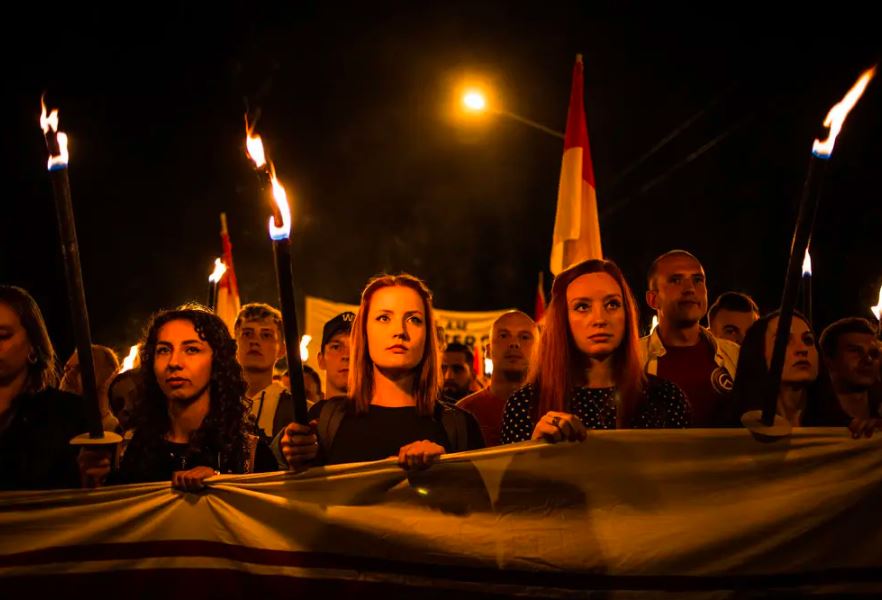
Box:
[742,67,876,435]
[39,98,121,448]
[206,258,227,311]
[245,129,309,425]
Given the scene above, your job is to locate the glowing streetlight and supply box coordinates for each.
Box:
[455,82,563,140]
[462,90,487,112]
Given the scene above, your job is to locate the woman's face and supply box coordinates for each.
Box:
[566,272,626,359]
[153,319,214,404]
[366,285,427,372]
[764,316,818,385]
[0,302,32,385]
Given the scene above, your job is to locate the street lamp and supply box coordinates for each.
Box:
[460,88,564,140]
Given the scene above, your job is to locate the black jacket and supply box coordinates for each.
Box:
[0,387,91,491]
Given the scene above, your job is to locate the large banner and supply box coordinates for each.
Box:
[3,429,882,597]
[303,295,510,385]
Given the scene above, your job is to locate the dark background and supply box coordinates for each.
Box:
[2,4,880,359]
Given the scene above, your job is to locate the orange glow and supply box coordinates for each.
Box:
[40,97,68,169]
[812,66,876,158]
[208,258,227,283]
[121,345,139,373]
[269,170,292,240]
[871,285,882,322]
[245,117,267,168]
[39,97,58,134]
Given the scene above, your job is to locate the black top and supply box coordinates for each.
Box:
[0,387,91,491]
[115,430,277,485]
[501,375,691,444]
[308,398,484,466]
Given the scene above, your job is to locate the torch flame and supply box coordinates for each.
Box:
[47,132,69,170]
[268,171,292,240]
[812,66,876,158]
[871,285,882,322]
[802,250,812,276]
[40,97,69,170]
[299,335,312,362]
[40,97,58,133]
[121,345,139,373]
[245,117,267,168]
[208,258,227,283]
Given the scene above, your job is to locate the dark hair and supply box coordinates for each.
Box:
[302,364,322,394]
[0,285,58,393]
[646,249,702,290]
[708,292,760,324]
[129,304,250,472]
[530,259,645,428]
[443,342,474,370]
[819,317,877,359]
[731,310,834,425]
[234,303,283,342]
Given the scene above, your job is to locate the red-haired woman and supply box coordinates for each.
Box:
[501,259,690,444]
[278,274,483,469]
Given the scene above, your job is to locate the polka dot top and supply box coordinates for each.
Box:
[500,375,691,444]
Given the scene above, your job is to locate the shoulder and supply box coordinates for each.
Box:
[645,375,687,402]
[456,388,493,410]
[30,388,91,426]
[705,329,740,358]
[437,398,477,419]
[512,383,536,400]
[505,384,536,409]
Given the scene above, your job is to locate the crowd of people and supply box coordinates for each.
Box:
[1,249,880,492]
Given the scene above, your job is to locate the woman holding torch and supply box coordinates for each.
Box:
[278,274,483,469]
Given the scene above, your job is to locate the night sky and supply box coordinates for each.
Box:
[2,5,880,359]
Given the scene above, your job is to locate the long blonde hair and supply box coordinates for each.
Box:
[347,274,442,416]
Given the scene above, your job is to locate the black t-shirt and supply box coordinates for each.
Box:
[115,431,277,485]
[0,387,91,491]
[308,399,483,466]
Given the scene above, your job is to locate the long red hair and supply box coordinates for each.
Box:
[530,259,646,428]
[347,274,442,416]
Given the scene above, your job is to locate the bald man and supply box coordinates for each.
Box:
[457,311,537,446]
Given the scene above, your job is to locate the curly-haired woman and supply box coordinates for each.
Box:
[80,305,274,490]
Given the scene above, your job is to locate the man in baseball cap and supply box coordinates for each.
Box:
[318,312,354,399]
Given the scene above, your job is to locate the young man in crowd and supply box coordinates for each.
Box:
[317,312,354,399]
[234,303,293,439]
[441,341,475,402]
[642,250,740,427]
[820,317,882,436]
[708,291,760,345]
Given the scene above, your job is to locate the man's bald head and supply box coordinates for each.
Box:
[490,311,537,379]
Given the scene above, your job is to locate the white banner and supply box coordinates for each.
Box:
[3,429,882,597]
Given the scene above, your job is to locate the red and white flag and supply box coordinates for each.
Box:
[549,54,603,275]
[216,212,241,335]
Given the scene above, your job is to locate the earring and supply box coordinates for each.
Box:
[27,351,38,365]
